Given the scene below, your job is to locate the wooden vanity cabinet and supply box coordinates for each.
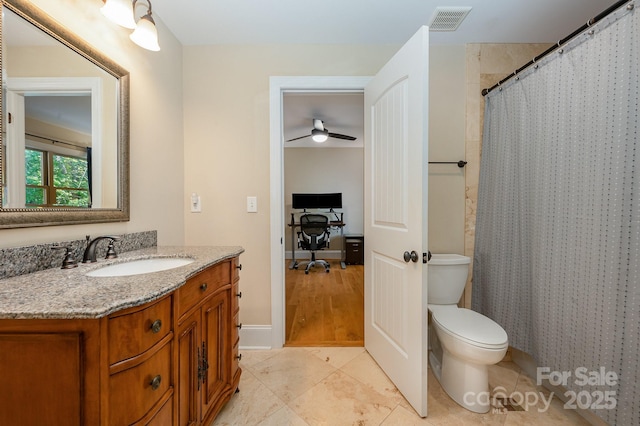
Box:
[0,256,241,426]
[176,259,241,426]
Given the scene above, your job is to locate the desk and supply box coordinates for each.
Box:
[288,212,346,269]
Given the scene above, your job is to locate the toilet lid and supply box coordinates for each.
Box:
[431,308,508,348]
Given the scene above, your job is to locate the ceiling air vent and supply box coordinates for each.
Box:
[428,6,472,31]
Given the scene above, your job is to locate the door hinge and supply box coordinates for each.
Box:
[423,251,431,264]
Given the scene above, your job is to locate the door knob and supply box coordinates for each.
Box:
[403,251,419,263]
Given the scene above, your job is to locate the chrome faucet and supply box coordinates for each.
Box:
[83,235,121,263]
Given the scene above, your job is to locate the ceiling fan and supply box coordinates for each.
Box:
[286,119,357,143]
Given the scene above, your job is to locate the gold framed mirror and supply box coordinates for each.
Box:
[0,0,130,228]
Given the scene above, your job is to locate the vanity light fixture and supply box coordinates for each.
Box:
[129,3,161,52]
[101,0,161,51]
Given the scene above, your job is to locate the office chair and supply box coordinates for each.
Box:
[295,214,331,274]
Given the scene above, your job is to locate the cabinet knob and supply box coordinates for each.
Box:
[235,353,242,361]
[150,375,162,390]
[236,323,243,330]
[150,319,162,334]
[236,264,242,271]
[200,283,208,291]
[236,291,242,298]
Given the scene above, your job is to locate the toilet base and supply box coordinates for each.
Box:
[429,351,442,382]
[427,307,508,414]
[440,347,490,414]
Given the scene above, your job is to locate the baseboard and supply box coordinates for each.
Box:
[511,347,609,426]
[285,250,342,260]
[239,325,273,350]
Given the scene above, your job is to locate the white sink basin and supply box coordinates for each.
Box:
[86,257,194,277]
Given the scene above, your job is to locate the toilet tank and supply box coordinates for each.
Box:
[428,254,471,305]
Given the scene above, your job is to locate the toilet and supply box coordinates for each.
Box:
[427,254,508,414]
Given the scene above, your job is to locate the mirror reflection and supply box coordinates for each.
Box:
[24,94,92,207]
[2,4,119,210]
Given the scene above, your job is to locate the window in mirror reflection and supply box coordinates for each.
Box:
[25,146,90,208]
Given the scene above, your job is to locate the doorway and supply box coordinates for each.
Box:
[282,91,365,346]
[269,77,371,349]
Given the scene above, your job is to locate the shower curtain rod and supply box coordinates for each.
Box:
[482,0,633,96]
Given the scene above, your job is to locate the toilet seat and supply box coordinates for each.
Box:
[431,307,508,350]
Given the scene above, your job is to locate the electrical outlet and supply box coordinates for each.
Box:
[247,196,257,213]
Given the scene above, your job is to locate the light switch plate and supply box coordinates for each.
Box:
[247,196,257,213]
[191,193,201,213]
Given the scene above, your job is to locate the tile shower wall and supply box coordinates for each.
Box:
[0,230,157,280]
[463,44,550,308]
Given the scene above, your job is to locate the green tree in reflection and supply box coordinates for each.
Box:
[25,149,89,207]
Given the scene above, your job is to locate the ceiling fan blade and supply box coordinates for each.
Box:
[286,134,311,142]
[328,132,356,141]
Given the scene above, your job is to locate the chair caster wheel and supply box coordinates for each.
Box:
[305,270,309,275]
[325,269,330,273]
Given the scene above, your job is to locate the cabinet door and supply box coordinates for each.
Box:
[177,310,200,426]
[201,290,230,421]
[0,333,82,426]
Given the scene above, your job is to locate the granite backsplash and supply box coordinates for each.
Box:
[0,230,157,280]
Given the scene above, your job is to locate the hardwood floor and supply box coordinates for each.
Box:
[285,259,364,346]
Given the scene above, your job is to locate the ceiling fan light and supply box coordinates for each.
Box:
[311,128,328,143]
[130,13,161,51]
[101,0,136,29]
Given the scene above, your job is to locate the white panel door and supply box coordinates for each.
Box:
[364,26,429,417]
[5,91,26,208]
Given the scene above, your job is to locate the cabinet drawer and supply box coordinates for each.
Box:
[231,282,240,314]
[178,262,230,318]
[139,394,173,426]
[232,257,241,281]
[231,340,240,379]
[109,342,172,426]
[108,296,172,364]
[232,312,241,344]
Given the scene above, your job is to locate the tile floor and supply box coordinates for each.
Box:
[213,347,592,425]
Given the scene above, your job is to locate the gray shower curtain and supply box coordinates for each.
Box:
[473,4,638,425]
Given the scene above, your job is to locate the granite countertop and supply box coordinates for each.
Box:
[0,246,244,320]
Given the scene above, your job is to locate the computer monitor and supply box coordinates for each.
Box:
[292,193,342,210]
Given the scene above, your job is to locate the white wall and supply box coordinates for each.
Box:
[0,0,185,248]
[182,44,400,325]
[183,43,467,327]
[284,147,364,254]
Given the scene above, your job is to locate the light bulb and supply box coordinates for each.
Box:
[130,14,161,51]
[101,0,136,29]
